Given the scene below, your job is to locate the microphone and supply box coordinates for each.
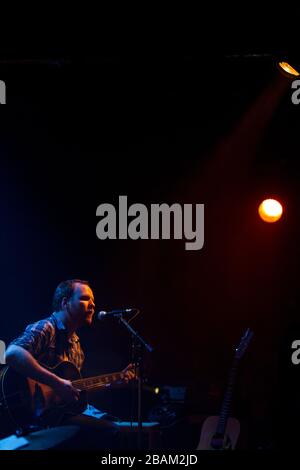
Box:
[97,308,136,320]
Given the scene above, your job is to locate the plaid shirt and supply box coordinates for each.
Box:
[8,312,85,371]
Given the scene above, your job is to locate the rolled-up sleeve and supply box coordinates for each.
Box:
[8,320,54,359]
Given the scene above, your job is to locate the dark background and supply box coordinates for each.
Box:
[1,16,300,448]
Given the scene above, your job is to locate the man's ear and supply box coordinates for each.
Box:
[61,297,69,310]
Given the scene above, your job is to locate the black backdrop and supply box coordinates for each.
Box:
[1,42,300,448]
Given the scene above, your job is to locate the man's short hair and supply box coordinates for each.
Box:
[52,279,90,311]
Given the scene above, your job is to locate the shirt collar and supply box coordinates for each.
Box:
[52,312,80,344]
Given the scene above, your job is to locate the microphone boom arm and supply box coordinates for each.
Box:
[118,316,154,353]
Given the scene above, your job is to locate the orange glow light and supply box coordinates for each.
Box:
[278,62,300,77]
[258,199,283,223]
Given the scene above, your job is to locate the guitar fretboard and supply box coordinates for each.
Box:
[215,329,253,437]
[72,372,125,391]
[216,361,238,435]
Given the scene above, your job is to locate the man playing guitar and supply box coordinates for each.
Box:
[4,279,135,448]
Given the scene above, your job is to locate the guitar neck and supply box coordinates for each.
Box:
[72,371,125,392]
[215,328,253,437]
[216,360,239,435]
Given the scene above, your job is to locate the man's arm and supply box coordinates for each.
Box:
[5,345,80,403]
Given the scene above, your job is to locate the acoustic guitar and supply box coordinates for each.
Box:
[197,328,253,450]
[0,361,127,431]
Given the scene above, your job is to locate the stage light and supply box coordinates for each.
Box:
[258,199,283,223]
[277,61,300,78]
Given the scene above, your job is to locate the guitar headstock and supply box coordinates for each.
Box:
[234,328,254,360]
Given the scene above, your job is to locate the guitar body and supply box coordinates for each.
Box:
[0,361,87,431]
[197,416,240,450]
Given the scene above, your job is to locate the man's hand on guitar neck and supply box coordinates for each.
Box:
[122,363,136,384]
[108,363,136,389]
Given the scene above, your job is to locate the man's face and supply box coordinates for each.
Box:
[67,283,96,326]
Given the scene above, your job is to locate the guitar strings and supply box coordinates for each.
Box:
[72,373,124,388]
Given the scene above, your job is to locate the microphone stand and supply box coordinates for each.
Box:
[118,315,153,450]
